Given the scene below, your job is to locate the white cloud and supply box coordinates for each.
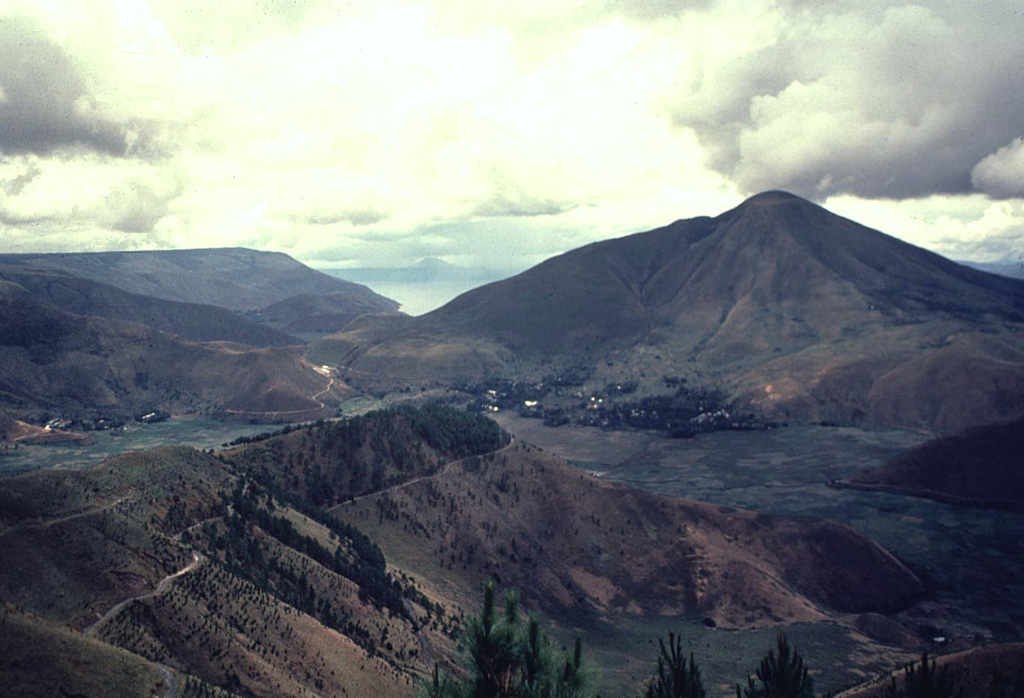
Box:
[972,138,1024,200]
[0,0,1020,272]
[825,194,1024,263]
[665,1,1024,200]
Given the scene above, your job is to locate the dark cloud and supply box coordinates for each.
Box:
[0,16,136,157]
[666,2,1024,201]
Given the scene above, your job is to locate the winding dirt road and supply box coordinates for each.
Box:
[82,551,203,638]
[327,436,515,511]
[0,495,133,540]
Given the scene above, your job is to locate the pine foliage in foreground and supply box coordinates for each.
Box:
[643,631,706,698]
[422,582,591,698]
[885,653,960,698]
[737,633,815,698]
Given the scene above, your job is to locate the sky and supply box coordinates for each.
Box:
[1,0,1023,286]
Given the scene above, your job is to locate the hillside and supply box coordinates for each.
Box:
[259,290,403,335]
[1,405,978,697]
[836,644,1024,698]
[0,287,347,421]
[310,192,1024,433]
[0,247,398,313]
[224,408,922,630]
[0,410,519,698]
[844,416,1024,509]
[0,264,301,347]
[329,438,922,630]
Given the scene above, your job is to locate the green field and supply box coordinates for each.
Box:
[0,417,274,476]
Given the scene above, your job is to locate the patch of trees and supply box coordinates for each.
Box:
[426,585,942,698]
[577,385,772,437]
[231,406,509,506]
[424,582,589,698]
[388,404,510,458]
[224,483,406,618]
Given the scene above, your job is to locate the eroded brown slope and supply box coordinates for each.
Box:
[0,445,435,698]
[333,440,922,629]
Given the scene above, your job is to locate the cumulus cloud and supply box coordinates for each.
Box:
[972,138,1024,200]
[665,1,1024,201]
[0,0,1020,276]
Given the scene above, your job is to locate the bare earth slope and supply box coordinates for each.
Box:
[330,439,923,629]
[310,192,1024,433]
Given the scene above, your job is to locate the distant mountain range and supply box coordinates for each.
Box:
[0,248,404,420]
[0,247,396,311]
[961,260,1024,280]
[0,283,350,421]
[310,192,1024,433]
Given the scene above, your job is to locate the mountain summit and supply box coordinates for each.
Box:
[311,192,1024,432]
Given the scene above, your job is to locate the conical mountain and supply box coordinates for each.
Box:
[310,192,1024,432]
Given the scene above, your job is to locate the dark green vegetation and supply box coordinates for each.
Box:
[226,405,509,506]
[425,582,591,698]
[465,377,770,436]
[736,634,813,698]
[643,632,706,698]
[846,416,1024,509]
[311,192,1024,434]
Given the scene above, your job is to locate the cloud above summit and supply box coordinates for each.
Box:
[0,0,1021,270]
[664,1,1024,201]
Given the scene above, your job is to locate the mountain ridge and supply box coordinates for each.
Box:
[0,247,399,313]
[310,192,1024,433]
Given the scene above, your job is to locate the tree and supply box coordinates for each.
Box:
[737,633,814,698]
[884,653,959,698]
[643,631,706,698]
[423,582,593,698]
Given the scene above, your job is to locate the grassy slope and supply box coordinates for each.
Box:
[847,416,1024,508]
[0,606,167,698]
[0,290,348,420]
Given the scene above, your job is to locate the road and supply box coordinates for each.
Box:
[80,550,202,697]
[0,495,133,540]
[327,436,515,511]
[222,363,336,419]
[82,551,203,638]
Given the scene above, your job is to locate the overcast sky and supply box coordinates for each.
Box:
[1,0,1022,278]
